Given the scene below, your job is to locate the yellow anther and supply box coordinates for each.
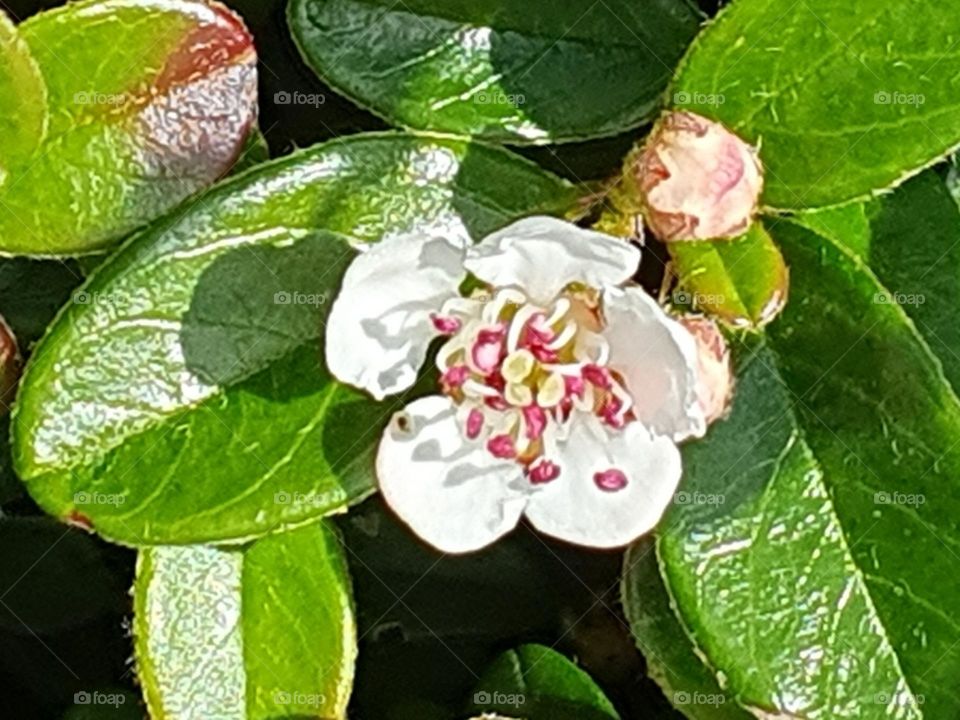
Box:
[537,372,566,408]
[505,383,533,407]
[501,349,536,383]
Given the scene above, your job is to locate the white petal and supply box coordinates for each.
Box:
[603,286,706,441]
[525,417,682,548]
[377,396,528,554]
[464,216,640,303]
[325,232,465,400]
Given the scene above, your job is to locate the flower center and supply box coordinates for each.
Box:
[432,286,635,485]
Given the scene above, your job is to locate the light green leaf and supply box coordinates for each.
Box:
[134,522,355,719]
[469,644,619,720]
[625,220,960,718]
[0,0,258,256]
[0,8,46,176]
[668,223,788,328]
[288,0,701,144]
[12,133,577,546]
[673,0,960,209]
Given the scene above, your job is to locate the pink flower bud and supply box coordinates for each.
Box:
[0,316,21,413]
[680,316,733,425]
[637,111,763,241]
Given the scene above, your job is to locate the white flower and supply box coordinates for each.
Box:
[325,217,709,553]
[636,111,763,241]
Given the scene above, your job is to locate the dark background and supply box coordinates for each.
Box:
[0,0,719,717]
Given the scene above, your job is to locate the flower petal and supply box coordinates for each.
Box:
[325,232,465,400]
[603,286,706,441]
[464,216,640,303]
[377,396,528,554]
[525,416,681,548]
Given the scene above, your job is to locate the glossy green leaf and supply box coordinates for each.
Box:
[625,220,960,718]
[0,9,46,174]
[0,0,258,256]
[673,0,960,209]
[134,521,355,719]
[469,644,620,720]
[288,0,701,144]
[621,540,750,720]
[668,223,788,328]
[12,133,577,546]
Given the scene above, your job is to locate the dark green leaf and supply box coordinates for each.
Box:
[469,644,620,720]
[625,220,960,717]
[0,8,46,172]
[288,0,701,144]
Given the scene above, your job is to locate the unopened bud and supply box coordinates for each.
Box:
[0,316,20,412]
[680,315,733,425]
[636,111,763,242]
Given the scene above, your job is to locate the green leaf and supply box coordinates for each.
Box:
[621,540,751,720]
[673,0,960,209]
[668,223,788,328]
[0,518,126,634]
[134,521,355,719]
[625,220,960,718]
[288,0,701,144]
[12,133,577,546]
[469,644,620,720]
[0,0,258,256]
[0,9,46,175]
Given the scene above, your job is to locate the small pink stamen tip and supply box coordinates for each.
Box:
[485,396,509,411]
[442,365,469,388]
[530,345,558,363]
[564,375,585,398]
[472,326,506,372]
[528,459,560,485]
[431,313,461,335]
[600,397,625,427]
[527,314,555,343]
[582,364,612,389]
[465,408,484,440]
[487,434,516,459]
[522,405,547,440]
[594,468,628,492]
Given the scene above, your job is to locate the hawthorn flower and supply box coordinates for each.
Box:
[326,217,713,553]
[636,111,763,241]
